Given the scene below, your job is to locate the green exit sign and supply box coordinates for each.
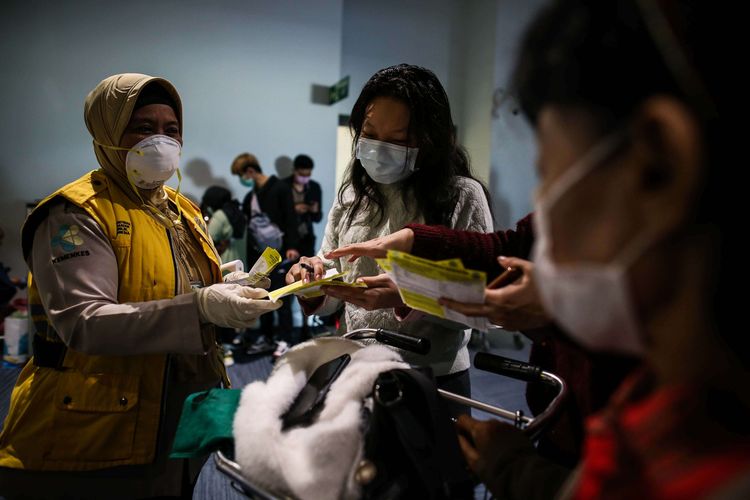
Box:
[329,76,350,104]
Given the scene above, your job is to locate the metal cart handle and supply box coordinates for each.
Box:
[471,352,567,440]
[344,328,566,438]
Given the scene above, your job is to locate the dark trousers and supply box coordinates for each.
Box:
[297,234,316,259]
[260,264,293,342]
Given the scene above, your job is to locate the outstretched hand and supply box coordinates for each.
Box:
[324,228,415,262]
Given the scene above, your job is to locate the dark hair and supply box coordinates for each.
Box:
[201,186,246,239]
[294,154,314,170]
[135,81,177,113]
[514,1,726,354]
[230,153,262,176]
[339,64,491,226]
[515,0,715,126]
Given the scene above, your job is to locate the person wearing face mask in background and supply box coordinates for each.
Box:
[450,1,742,498]
[286,64,493,406]
[282,154,322,341]
[231,153,300,348]
[283,154,322,259]
[0,74,280,498]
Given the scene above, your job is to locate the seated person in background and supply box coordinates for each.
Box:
[0,73,278,499]
[286,64,494,403]
[455,0,739,498]
[201,185,247,266]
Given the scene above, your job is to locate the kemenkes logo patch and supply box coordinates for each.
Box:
[51,224,83,252]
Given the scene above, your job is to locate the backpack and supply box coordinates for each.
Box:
[247,193,284,251]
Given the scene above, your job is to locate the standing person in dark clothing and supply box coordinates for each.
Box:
[283,154,322,258]
[231,153,300,263]
[231,153,300,346]
[283,154,323,341]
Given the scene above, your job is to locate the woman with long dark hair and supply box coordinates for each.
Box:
[287,64,493,397]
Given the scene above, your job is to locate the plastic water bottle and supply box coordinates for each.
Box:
[3,308,29,367]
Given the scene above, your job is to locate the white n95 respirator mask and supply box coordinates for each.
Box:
[124,134,182,189]
[532,132,648,357]
[356,137,419,184]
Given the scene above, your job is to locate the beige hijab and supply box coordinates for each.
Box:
[83,73,183,207]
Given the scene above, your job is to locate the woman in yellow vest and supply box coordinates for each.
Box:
[0,74,279,498]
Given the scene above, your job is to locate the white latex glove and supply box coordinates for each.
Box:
[223,271,272,290]
[196,283,281,329]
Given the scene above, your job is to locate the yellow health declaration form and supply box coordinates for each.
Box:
[267,268,367,303]
[226,247,365,302]
[224,247,282,286]
[377,250,492,331]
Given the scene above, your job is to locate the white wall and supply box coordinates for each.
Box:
[0,0,343,275]
[338,0,457,115]
[449,0,498,185]
[488,0,548,229]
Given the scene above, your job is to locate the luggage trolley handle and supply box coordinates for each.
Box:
[343,328,431,355]
[472,352,567,440]
[343,329,564,439]
[474,352,542,382]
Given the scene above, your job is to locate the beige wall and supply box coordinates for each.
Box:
[449,0,498,185]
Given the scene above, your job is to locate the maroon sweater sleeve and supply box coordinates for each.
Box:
[406,213,535,280]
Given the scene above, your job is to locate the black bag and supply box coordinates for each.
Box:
[359,368,475,499]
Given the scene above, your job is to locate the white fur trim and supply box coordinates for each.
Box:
[233,338,409,500]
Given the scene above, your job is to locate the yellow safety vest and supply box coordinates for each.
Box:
[0,170,222,471]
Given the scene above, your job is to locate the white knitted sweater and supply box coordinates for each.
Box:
[315,176,493,375]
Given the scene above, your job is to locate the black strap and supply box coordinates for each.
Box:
[32,335,67,369]
[387,390,442,496]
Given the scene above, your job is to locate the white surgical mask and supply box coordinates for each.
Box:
[124,134,181,189]
[356,137,418,184]
[532,132,648,356]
